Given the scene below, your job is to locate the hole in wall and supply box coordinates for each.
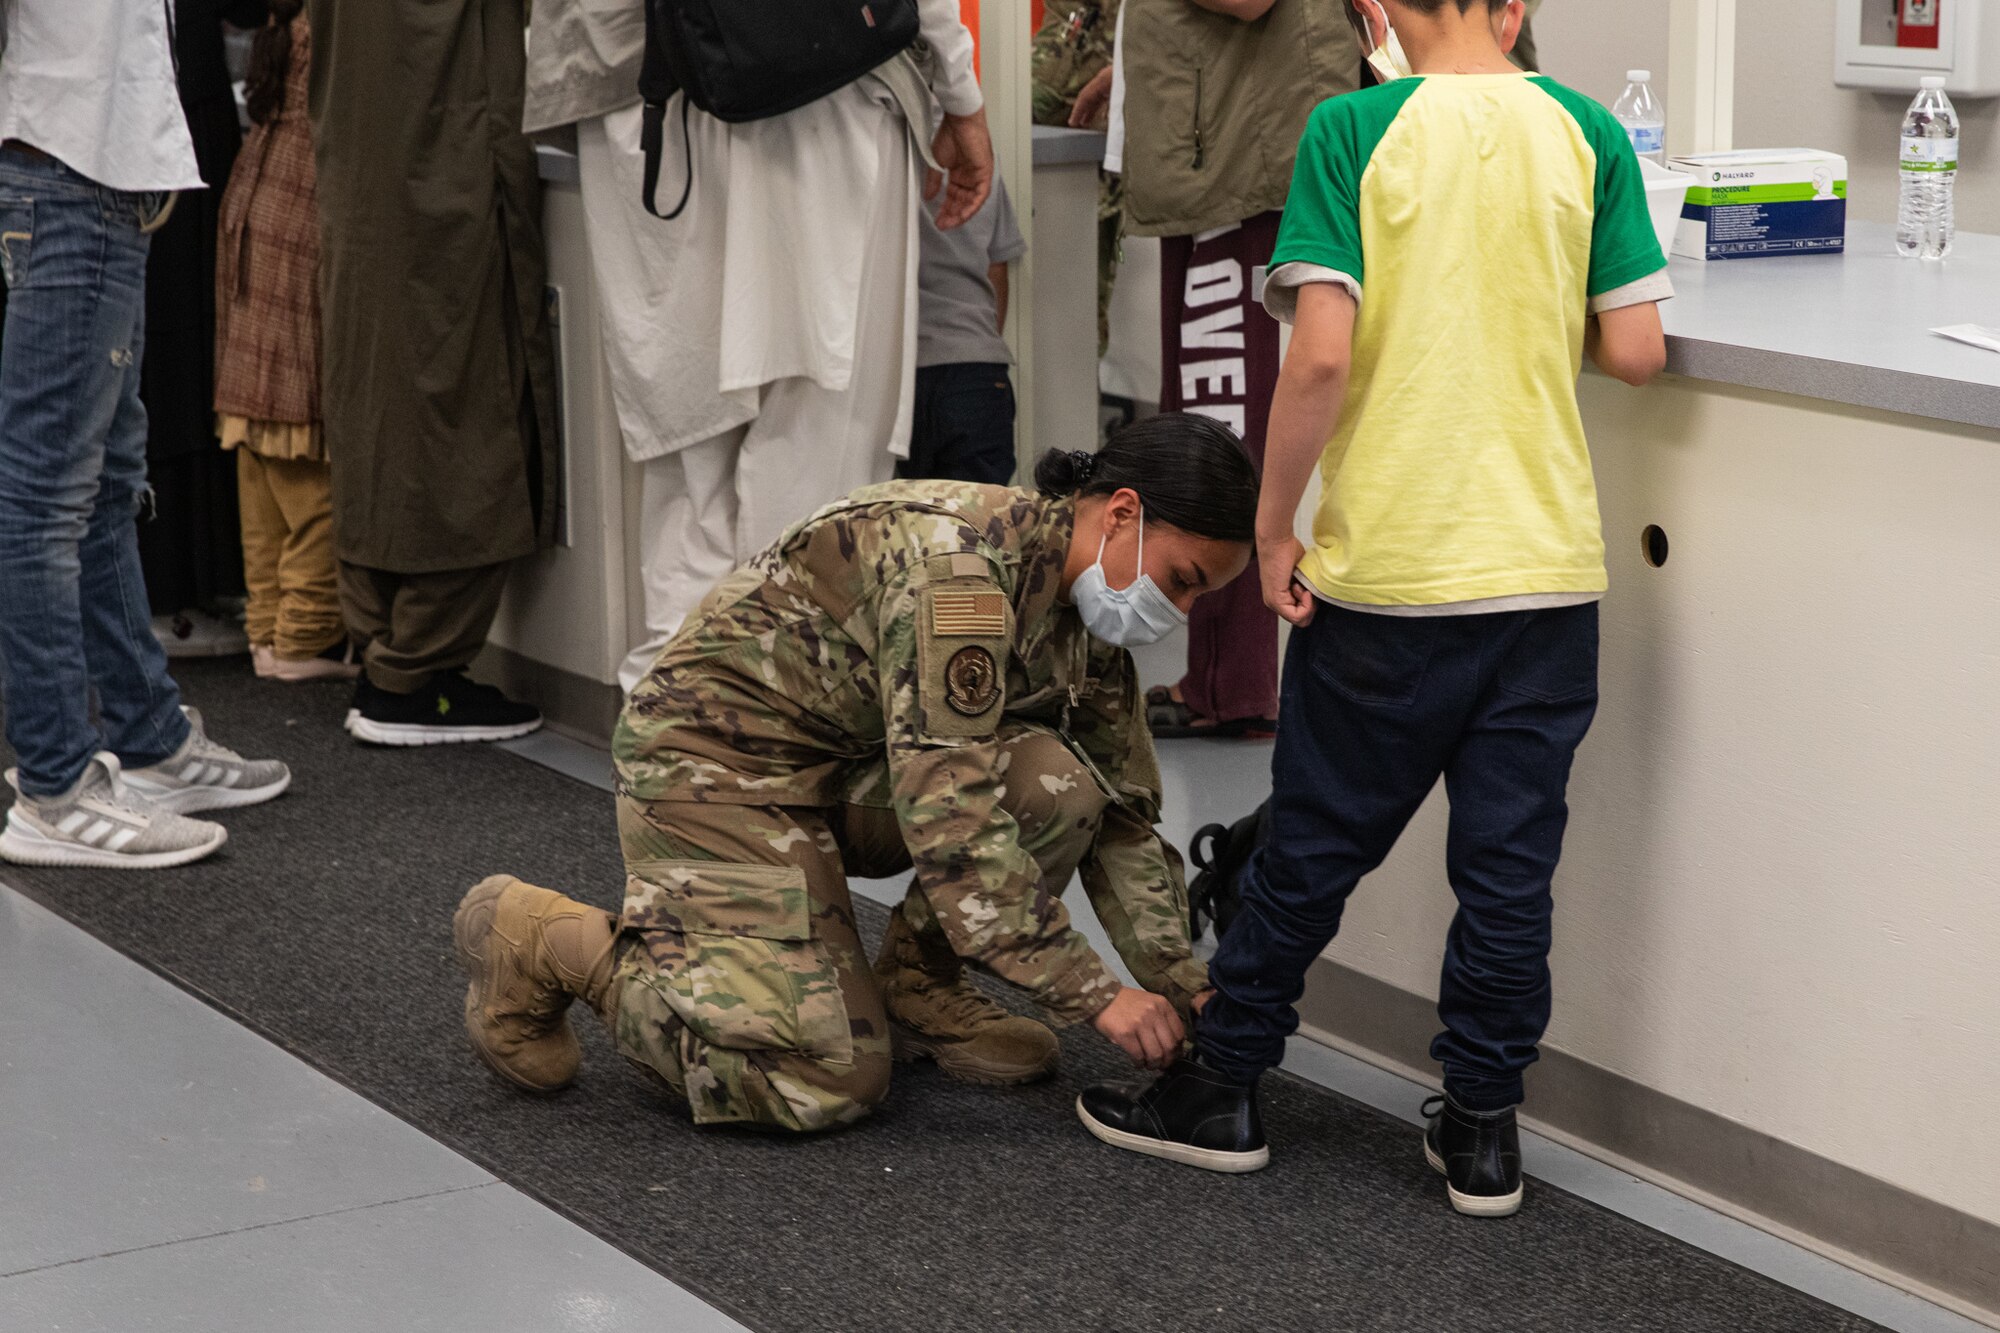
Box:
[1641,525,1670,568]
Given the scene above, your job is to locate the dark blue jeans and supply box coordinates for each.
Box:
[1197,601,1600,1111]
[897,362,1017,486]
[0,148,189,796]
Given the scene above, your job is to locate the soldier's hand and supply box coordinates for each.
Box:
[1093,986,1185,1069]
[1069,66,1114,131]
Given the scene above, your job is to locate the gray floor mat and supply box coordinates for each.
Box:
[2,660,1882,1333]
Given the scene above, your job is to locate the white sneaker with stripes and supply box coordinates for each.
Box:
[123,707,292,814]
[1,754,227,870]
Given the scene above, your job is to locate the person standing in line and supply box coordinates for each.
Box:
[1119,0,1358,742]
[139,0,267,662]
[0,0,293,870]
[215,2,354,684]
[520,0,994,694]
[307,0,555,746]
[898,174,1027,486]
[1079,0,1669,1216]
[1121,0,1543,742]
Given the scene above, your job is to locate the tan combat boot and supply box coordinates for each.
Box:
[876,905,1060,1086]
[453,875,617,1093]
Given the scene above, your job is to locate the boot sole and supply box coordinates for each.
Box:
[893,1027,1059,1087]
[0,820,226,870]
[352,716,543,746]
[124,771,292,814]
[452,875,575,1095]
[1076,1096,1270,1174]
[1424,1139,1524,1217]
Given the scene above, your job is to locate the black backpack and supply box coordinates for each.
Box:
[639,0,922,219]
[1187,802,1269,943]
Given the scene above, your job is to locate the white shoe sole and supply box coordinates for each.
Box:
[1425,1138,1525,1217]
[267,661,362,683]
[1075,1096,1271,1174]
[0,820,226,869]
[124,770,292,815]
[349,715,543,746]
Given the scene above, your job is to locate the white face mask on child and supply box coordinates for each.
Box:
[1352,0,1415,82]
[1073,511,1187,648]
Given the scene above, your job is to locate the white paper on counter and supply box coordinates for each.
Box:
[1931,323,2000,353]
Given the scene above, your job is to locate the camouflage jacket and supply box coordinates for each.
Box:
[616,481,1208,1024]
[1032,0,1120,127]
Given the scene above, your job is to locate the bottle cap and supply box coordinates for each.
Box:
[1628,70,1651,83]
[1922,76,1947,89]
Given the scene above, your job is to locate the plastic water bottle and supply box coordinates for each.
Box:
[1612,71,1666,166]
[1898,76,1959,260]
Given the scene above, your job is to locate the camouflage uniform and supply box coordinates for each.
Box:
[609,481,1208,1132]
[1032,0,1124,353]
[1032,0,1118,129]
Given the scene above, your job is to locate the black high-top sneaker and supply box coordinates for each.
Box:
[1077,1056,1269,1173]
[349,669,543,746]
[1423,1094,1524,1216]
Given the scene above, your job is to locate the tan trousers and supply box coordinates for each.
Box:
[610,727,1109,1133]
[339,561,509,693]
[236,450,344,659]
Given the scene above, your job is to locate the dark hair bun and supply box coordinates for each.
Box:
[1033,449,1098,497]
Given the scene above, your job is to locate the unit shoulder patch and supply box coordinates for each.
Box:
[916,583,1012,739]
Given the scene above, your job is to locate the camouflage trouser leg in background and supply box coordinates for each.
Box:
[608,725,1110,1133]
[891,726,1110,995]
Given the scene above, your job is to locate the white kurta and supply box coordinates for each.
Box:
[571,0,981,690]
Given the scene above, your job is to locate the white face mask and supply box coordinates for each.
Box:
[1353,0,1414,82]
[1072,511,1187,648]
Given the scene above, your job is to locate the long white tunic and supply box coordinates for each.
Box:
[563,0,979,464]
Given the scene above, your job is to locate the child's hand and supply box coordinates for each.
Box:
[1259,536,1315,627]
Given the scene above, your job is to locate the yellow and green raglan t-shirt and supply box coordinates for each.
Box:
[1265,74,1670,609]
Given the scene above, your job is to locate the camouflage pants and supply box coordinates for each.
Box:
[610,725,1110,1134]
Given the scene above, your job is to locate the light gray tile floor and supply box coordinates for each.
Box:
[0,885,748,1333]
[502,726,1987,1333]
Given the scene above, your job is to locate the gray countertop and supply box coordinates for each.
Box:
[1032,125,1107,167]
[537,134,1996,432]
[1662,219,2000,430]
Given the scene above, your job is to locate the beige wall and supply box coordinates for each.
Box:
[1735,0,2000,231]
[1533,0,1672,111]
[1536,0,1999,231]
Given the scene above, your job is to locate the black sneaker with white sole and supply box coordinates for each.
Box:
[348,670,542,746]
[1077,1055,1269,1173]
[1423,1094,1524,1217]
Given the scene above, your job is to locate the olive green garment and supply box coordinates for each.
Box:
[1118,0,1358,239]
[304,0,558,573]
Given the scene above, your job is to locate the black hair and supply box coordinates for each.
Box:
[244,0,306,127]
[1378,0,1510,13]
[1033,413,1257,544]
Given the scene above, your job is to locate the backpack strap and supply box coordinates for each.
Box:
[640,94,695,221]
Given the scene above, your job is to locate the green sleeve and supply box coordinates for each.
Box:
[1271,82,1421,288]
[1534,78,1667,297]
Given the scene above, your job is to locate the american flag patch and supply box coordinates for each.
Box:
[931,591,1007,637]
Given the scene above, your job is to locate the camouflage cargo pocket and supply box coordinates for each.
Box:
[624,858,854,1067]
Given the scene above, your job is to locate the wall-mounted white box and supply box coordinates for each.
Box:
[1836,0,2000,96]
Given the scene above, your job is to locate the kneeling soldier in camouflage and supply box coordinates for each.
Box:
[452,416,1257,1132]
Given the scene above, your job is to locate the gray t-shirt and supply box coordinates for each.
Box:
[917,177,1026,369]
